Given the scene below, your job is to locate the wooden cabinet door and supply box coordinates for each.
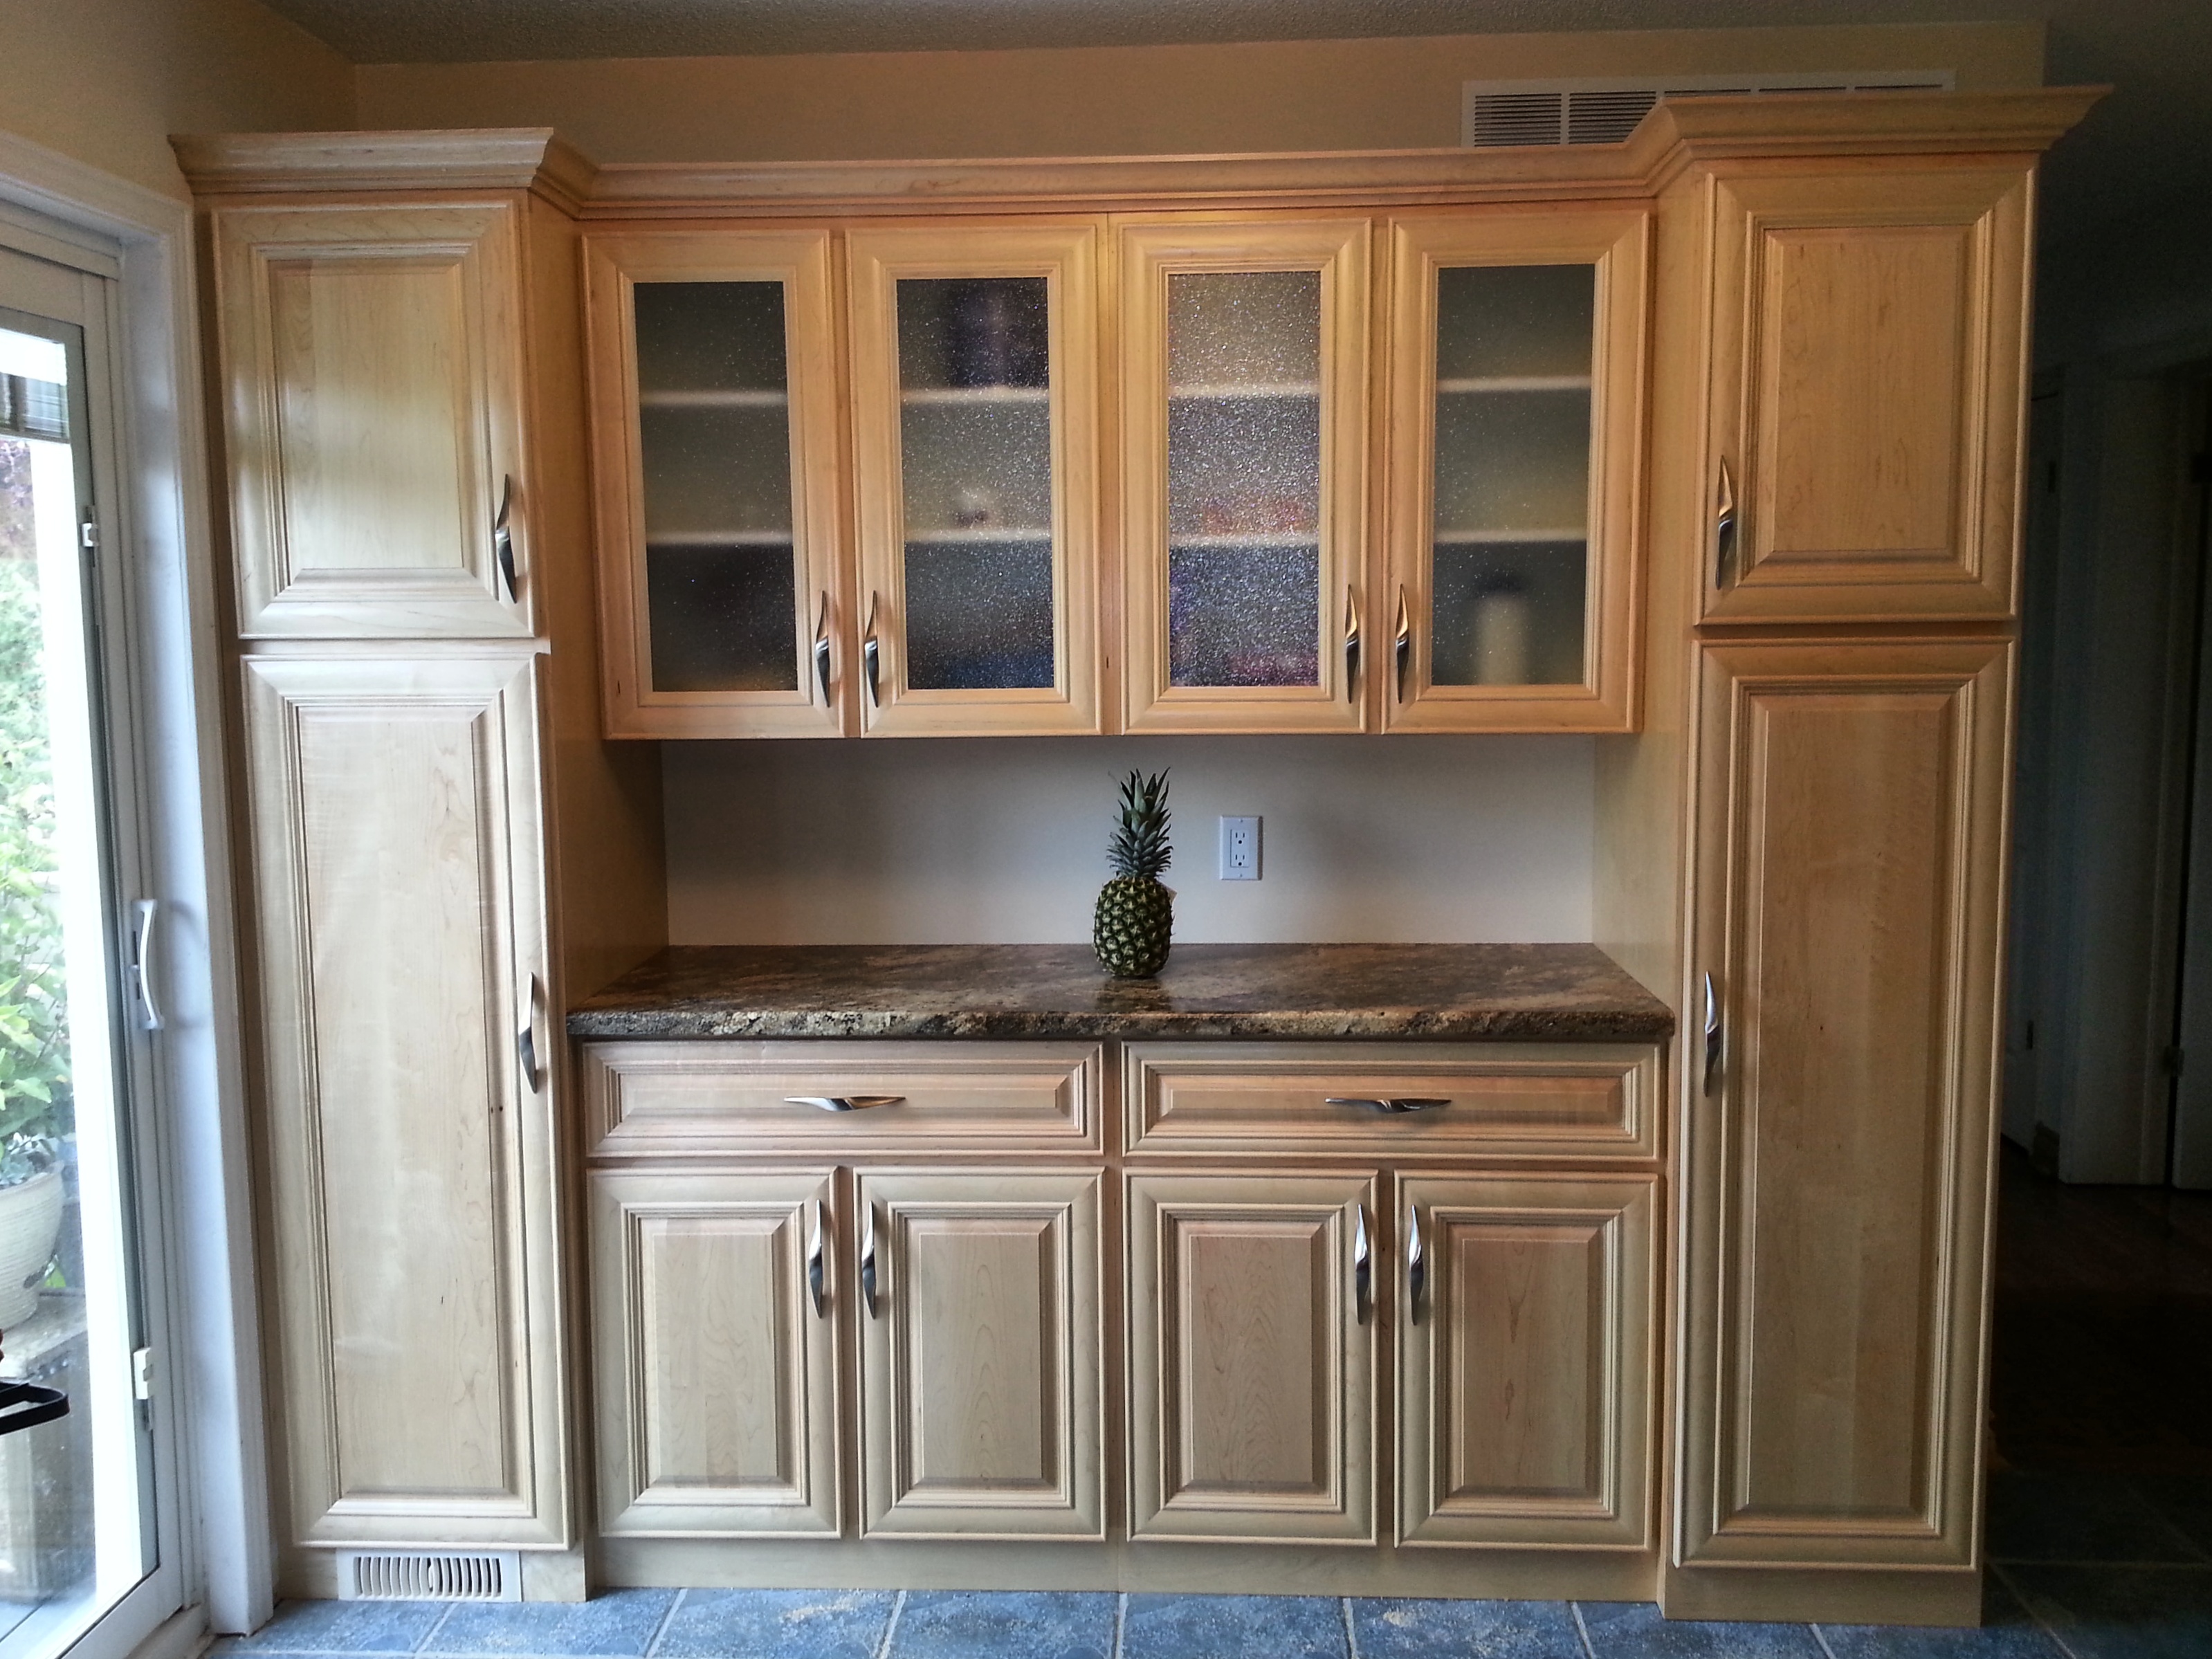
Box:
[1698,167,2030,623]
[239,652,565,1546]
[1681,636,2011,1569]
[211,203,534,639]
[1398,1174,1654,1550]
[1126,1171,1376,1542]
[590,1170,841,1537]
[1118,217,1370,733]
[1382,208,1647,733]
[584,230,848,737]
[846,223,1102,735]
[854,1169,1103,1537]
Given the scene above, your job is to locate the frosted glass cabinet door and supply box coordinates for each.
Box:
[585,231,845,737]
[1383,210,1648,733]
[1120,219,1370,732]
[847,224,1102,735]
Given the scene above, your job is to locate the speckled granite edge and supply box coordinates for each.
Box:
[567,943,1674,1044]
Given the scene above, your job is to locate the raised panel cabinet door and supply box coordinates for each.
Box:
[1398,1174,1655,1550]
[846,223,1103,735]
[239,652,565,1546]
[1681,636,2012,1569]
[590,1170,841,1537]
[1126,1171,1376,1543]
[1383,208,1648,733]
[1119,217,1370,733]
[210,202,534,639]
[1699,167,2031,622]
[854,1169,1104,1538]
[583,230,848,737]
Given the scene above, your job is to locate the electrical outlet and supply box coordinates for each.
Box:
[1219,816,1261,881]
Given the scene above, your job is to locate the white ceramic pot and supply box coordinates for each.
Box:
[0,1168,64,1328]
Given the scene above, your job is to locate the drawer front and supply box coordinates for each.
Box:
[583,1041,1104,1157]
[1124,1043,1660,1160]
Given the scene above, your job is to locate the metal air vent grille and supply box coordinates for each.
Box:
[336,1550,522,1602]
[1463,70,1956,149]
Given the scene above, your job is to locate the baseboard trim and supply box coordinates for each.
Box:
[1659,1562,1983,1626]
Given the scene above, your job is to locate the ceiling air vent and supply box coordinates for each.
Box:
[336,1550,522,1602]
[1463,70,1956,149]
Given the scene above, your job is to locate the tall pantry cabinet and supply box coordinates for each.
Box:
[190,136,663,1593]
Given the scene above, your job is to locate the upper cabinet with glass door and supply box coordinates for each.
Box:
[585,231,844,737]
[846,224,1101,735]
[1383,210,1649,732]
[1120,219,1370,733]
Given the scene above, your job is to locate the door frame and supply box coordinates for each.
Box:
[0,131,272,1642]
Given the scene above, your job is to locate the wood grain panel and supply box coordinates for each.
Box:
[591,1169,840,1537]
[1398,1175,1653,1549]
[211,202,532,638]
[858,1170,1102,1538]
[241,652,562,1545]
[1127,1171,1375,1542]
[1681,636,2011,1568]
[1123,1041,1659,1160]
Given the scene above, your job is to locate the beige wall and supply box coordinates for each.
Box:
[0,0,353,201]
[358,22,2044,164]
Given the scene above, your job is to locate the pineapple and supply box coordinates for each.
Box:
[1093,769,1174,978]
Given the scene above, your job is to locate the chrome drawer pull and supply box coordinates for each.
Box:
[1351,1203,1371,1326]
[1324,1096,1451,1115]
[805,1199,829,1319]
[1407,1200,1427,1326]
[859,1198,879,1318]
[784,1095,904,1112]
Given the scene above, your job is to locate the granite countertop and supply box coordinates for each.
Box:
[566,943,1674,1043]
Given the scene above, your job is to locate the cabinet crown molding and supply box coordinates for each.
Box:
[170,127,598,211]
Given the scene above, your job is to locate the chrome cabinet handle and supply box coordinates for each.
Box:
[517,971,542,1094]
[806,1199,829,1318]
[859,1198,879,1318]
[862,593,881,708]
[1713,458,1737,589]
[1703,972,1723,1097]
[1343,587,1362,700]
[131,899,164,1032]
[783,1095,904,1112]
[1407,1200,1427,1326]
[495,475,519,602]
[1325,1097,1451,1115]
[1394,587,1412,702]
[812,592,833,703]
[1352,1203,1371,1326]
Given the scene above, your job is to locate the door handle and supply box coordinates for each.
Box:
[805,1199,829,1318]
[1343,587,1361,700]
[1325,1097,1450,1115]
[131,899,164,1032]
[813,592,833,704]
[1407,1199,1427,1326]
[784,1095,904,1112]
[859,1197,879,1318]
[517,972,542,1094]
[1352,1203,1371,1326]
[1703,971,1723,1097]
[1394,586,1412,702]
[862,593,881,709]
[1713,458,1737,589]
[495,475,520,602]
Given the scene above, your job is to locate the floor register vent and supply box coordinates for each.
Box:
[1463,70,1957,148]
[336,1550,522,1602]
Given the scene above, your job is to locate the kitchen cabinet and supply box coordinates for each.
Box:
[1382,209,1649,732]
[1117,218,1371,732]
[584,230,846,737]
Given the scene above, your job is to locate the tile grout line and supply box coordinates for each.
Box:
[1112,1591,1126,1659]
[1569,1602,1598,1659]
[1809,1622,1841,1659]
[873,1590,907,1659]
[641,1587,686,1659]
[1340,1596,1361,1659]
[415,1600,462,1655]
[1990,1560,2087,1659]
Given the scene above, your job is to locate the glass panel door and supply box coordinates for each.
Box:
[0,304,156,1658]
[1120,219,1369,732]
[848,224,1101,736]
[1384,210,1649,733]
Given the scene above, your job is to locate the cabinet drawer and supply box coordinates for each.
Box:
[583,1041,1103,1156]
[1124,1043,1660,1160]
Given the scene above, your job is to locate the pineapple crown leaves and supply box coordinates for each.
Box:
[1106,769,1172,882]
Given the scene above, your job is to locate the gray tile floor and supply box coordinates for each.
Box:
[212,1473,2212,1659]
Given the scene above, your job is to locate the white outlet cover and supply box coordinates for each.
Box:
[1219,816,1261,881]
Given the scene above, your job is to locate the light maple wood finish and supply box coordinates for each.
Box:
[590,1168,841,1537]
[1126,1171,1376,1543]
[239,652,565,1546]
[1123,1042,1661,1161]
[1679,636,2011,1575]
[583,229,848,737]
[857,1169,1104,1538]
[846,221,1104,735]
[1118,216,1370,732]
[1383,208,1649,732]
[209,201,535,639]
[581,1040,1103,1157]
[1398,1174,1654,1550]
[1698,165,2031,623]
